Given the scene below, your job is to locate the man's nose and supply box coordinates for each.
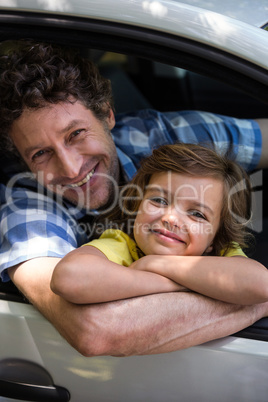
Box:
[56,148,82,178]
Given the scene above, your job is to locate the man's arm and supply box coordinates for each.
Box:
[8,257,268,357]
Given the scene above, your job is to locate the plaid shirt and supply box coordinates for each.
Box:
[0,109,262,281]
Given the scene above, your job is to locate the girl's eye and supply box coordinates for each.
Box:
[150,197,168,206]
[189,210,207,220]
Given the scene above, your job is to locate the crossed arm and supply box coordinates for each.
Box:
[51,245,268,306]
[50,246,186,304]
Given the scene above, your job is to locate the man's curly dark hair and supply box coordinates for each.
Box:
[0,40,114,156]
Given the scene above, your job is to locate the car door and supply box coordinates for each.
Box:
[1,2,268,401]
[1,291,268,401]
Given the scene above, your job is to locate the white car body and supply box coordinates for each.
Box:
[0,1,268,401]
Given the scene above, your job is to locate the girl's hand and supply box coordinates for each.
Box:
[130,256,153,271]
[130,256,190,292]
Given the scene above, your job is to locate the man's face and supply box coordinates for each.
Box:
[10,101,120,210]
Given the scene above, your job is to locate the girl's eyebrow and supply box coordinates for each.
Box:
[145,185,169,196]
[190,201,214,216]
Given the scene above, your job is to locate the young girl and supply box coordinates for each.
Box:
[51,144,268,305]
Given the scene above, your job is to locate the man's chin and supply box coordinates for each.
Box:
[88,190,119,215]
[59,189,117,214]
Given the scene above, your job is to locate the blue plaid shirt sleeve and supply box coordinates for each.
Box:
[113,109,262,178]
[0,185,87,281]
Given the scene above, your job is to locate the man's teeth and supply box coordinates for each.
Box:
[69,169,95,188]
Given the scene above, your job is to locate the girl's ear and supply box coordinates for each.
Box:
[204,243,213,254]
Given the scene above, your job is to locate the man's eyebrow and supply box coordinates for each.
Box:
[58,119,85,134]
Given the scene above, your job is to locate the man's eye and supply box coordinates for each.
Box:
[32,150,46,160]
[70,129,83,140]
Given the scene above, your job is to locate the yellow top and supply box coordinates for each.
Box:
[83,229,246,266]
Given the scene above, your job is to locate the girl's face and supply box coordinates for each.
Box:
[133,171,223,256]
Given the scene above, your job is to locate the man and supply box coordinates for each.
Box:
[0,40,268,357]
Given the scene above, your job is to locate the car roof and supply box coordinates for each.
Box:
[0,0,267,28]
[0,0,267,70]
[173,0,268,28]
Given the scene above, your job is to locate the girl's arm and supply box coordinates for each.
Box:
[50,246,186,304]
[131,255,268,305]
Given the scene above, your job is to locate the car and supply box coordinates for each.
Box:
[0,1,268,401]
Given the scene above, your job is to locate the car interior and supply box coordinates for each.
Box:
[0,27,268,340]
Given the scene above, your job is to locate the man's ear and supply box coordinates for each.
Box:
[107,108,115,130]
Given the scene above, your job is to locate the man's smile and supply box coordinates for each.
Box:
[68,167,95,188]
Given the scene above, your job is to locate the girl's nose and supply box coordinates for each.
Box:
[161,210,183,229]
